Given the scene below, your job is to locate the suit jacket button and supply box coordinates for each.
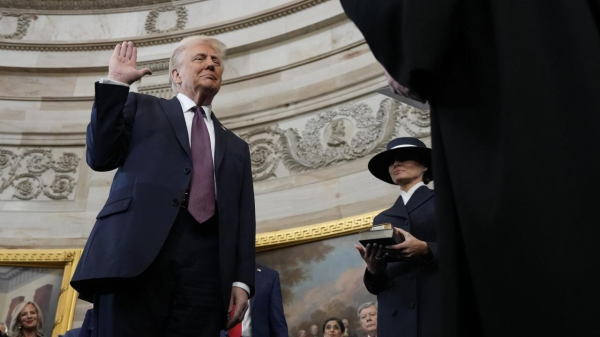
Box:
[172,199,179,206]
[409,302,416,309]
[391,309,398,316]
[408,273,414,280]
[184,167,191,174]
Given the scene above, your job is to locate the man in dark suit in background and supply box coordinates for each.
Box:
[71,36,256,337]
[249,263,288,337]
[341,0,600,336]
[225,263,288,337]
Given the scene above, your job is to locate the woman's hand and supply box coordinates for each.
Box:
[386,227,430,259]
[355,243,388,275]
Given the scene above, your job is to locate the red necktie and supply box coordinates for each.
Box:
[187,106,216,223]
[228,323,242,337]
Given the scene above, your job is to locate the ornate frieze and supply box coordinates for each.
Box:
[240,98,430,181]
[145,6,188,35]
[0,147,82,201]
[0,12,31,40]
[279,98,406,174]
[0,0,200,13]
[0,0,334,51]
[239,126,282,182]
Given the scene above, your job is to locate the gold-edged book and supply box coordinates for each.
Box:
[358,223,404,248]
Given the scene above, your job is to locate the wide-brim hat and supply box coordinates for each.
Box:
[368,137,433,185]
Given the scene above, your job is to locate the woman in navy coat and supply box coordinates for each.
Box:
[356,137,441,337]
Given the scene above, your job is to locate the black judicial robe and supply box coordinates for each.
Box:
[342,1,600,336]
[364,186,441,337]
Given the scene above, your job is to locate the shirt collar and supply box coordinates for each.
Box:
[176,92,212,119]
[399,181,425,196]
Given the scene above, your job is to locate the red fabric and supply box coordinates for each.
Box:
[228,305,241,337]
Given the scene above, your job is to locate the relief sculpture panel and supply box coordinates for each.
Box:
[241,97,431,182]
[0,147,83,202]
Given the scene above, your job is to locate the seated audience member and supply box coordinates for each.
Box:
[341,318,357,337]
[0,322,8,337]
[297,330,307,337]
[9,301,45,337]
[357,302,378,337]
[322,318,345,337]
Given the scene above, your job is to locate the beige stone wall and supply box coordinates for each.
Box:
[0,0,431,249]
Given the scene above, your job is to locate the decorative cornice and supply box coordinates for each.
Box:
[0,249,81,263]
[0,0,201,15]
[255,210,382,252]
[144,6,188,35]
[0,0,331,52]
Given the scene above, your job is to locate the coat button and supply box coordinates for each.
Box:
[172,199,179,206]
[391,309,398,316]
[184,167,191,174]
[409,302,416,309]
[408,273,414,280]
[405,220,409,226]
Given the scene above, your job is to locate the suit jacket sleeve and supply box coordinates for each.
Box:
[269,271,289,337]
[86,82,136,171]
[340,0,458,100]
[236,142,256,297]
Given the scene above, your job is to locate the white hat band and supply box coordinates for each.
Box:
[391,144,418,149]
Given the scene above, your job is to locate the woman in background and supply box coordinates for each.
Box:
[356,137,440,337]
[322,318,345,337]
[9,301,45,337]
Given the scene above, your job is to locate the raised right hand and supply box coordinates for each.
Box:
[108,41,152,85]
[355,243,387,275]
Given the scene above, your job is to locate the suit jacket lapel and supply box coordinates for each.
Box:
[405,185,434,214]
[212,113,228,177]
[381,195,409,219]
[159,97,191,158]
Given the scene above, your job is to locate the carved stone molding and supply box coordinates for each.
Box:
[138,83,174,99]
[0,12,31,40]
[145,6,188,35]
[0,147,82,201]
[279,98,402,174]
[0,0,201,14]
[0,0,332,51]
[237,98,430,182]
[239,126,283,182]
[256,209,381,251]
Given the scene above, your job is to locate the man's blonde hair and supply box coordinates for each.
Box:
[169,35,227,93]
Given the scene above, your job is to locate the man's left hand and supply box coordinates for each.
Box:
[386,227,430,258]
[225,286,249,330]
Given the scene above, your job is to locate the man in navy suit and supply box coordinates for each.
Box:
[71,36,255,337]
[248,263,288,337]
[223,263,288,337]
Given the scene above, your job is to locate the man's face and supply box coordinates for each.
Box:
[173,43,223,97]
[359,306,377,335]
[310,324,318,335]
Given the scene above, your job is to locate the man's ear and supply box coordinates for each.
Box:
[171,69,181,85]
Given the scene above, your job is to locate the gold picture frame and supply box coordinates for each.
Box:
[0,249,82,337]
[255,209,383,252]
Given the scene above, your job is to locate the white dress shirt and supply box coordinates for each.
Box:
[99,78,250,296]
[241,300,252,336]
[399,181,425,205]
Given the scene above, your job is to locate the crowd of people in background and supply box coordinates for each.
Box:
[295,302,378,337]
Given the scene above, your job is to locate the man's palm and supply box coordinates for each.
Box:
[108,41,152,85]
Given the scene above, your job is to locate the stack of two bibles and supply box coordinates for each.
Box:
[359,223,404,262]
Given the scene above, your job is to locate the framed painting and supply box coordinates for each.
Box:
[0,249,82,337]
[256,210,382,337]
